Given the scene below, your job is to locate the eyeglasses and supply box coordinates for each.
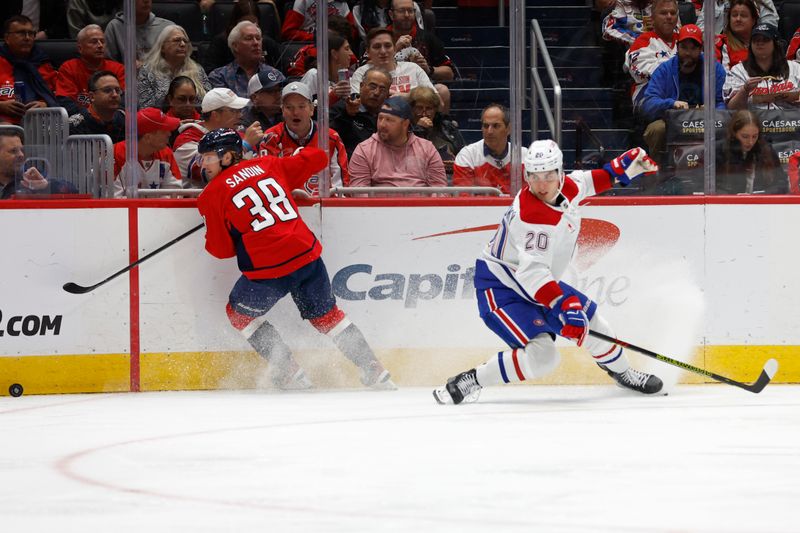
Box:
[365,82,389,93]
[391,8,415,14]
[94,87,123,95]
[7,30,36,38]
[168,37,189,45]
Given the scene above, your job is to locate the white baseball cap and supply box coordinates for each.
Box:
[281,81,313,102]
[201,88,250,113]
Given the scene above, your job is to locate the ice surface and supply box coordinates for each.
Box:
[1,384,798,532]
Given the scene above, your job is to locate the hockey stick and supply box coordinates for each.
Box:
[63,223,205,295]
[589,330,778,394]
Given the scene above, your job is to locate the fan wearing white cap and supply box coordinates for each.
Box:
[173,88,263,188]
[433,141,664,405]
[256,82,350,195]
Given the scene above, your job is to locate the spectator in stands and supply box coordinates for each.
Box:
[715,0,757,73]
[0,16,58,125]
[725,23,800,109]
[112,107,182,197]
[0,0,69,40]
[67,0,122,39]
[788,150,800,194]
[624,0,679,114]
[329,66,391,157]
[350,28,435,99]
[408,85,465,179]
[257,82,350,195]
[715,109,787,193]
[67,70,125,142]
[173,87,259,189]
[389,0,454,111]
[696,0,777,34]
[0,129,77,199]
[640,24,726,158]
[301,31,354,106]
[163,76,200,122]
[245,67,286,129]
[349,95,446,190]
[287,15,358,77]
[137,25,211,109]
[202,0,281,74]
[104,0,174,64]
[603,0,655,47]
[208,21,279,98]
[452,103,524,194]
[281,0,357,43]
[55,24,125,115]
[353,0,424,41]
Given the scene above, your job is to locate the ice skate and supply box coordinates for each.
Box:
[433,369,481,405]
[359,360,397,390]
[605,367,663,395]
[271,359,313,390]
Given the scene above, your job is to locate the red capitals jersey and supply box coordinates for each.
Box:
[0,56,57,124]
[56,58,126,109]
[197,148,329,279]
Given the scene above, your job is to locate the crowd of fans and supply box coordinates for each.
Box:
[603,0,800,194]
[2,0,800,198]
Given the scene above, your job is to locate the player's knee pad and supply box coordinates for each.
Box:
[521,334,561,379]
[308,305,351,336]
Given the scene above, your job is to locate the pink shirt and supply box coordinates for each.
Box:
[348,133,446,189]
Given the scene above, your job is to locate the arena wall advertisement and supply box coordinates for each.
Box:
[0,198,798,394]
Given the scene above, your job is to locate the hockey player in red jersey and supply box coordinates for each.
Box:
[196,128,395,390]
[434,140,663,405]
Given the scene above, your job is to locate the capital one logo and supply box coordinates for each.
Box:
[332,219,622,308]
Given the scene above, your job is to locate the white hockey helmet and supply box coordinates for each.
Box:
[524,139,563,181]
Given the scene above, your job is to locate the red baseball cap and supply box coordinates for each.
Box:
[677,24,702,45]
[137,107,181,136]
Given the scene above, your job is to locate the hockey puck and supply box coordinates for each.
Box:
[9,384,23,397]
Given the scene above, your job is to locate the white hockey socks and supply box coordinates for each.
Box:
[475,334,561,386]
[583,313,629,374]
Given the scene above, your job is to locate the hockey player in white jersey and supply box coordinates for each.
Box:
[433,140,662,405]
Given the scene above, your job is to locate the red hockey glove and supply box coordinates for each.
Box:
[603,147,658,186]
[557,295,588,347]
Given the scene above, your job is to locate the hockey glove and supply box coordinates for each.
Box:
[603,147,659,186]
[556,295,588,347]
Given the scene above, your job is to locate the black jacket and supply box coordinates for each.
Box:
[1,0,69,39]
[715,138,788,194]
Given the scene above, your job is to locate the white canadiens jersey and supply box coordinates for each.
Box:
[480,169,612,305]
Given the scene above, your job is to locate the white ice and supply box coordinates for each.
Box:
[1,384,798,532]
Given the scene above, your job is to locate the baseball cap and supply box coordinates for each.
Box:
[248,67,287,96]
[677,24,702,45]
[201,88,250,113]
[751,23,779,41]
[137,107,180,135]
[380,96,412,121]
[281,81,313,101]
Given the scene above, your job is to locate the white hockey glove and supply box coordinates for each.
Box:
[603,147,658,186]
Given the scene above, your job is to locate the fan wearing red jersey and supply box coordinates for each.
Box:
[196,128,395,391]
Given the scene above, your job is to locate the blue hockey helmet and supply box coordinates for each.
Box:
[198,128,242,159]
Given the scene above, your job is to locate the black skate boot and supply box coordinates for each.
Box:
[605,367,663,395]
[433,369,481,405]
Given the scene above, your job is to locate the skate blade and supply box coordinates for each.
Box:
[432,386,451,404]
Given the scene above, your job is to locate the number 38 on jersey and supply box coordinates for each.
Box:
[232,177,298,231]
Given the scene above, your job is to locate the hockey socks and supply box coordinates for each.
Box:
[475,334,561,387]
[310,308,396,389]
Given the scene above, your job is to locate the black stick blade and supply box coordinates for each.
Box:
[62,282,94,294]
[745,358,778,394]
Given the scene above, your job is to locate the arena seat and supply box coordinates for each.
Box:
[208,1,281,42]
[34,39,79,69]
[152,1,205,41]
